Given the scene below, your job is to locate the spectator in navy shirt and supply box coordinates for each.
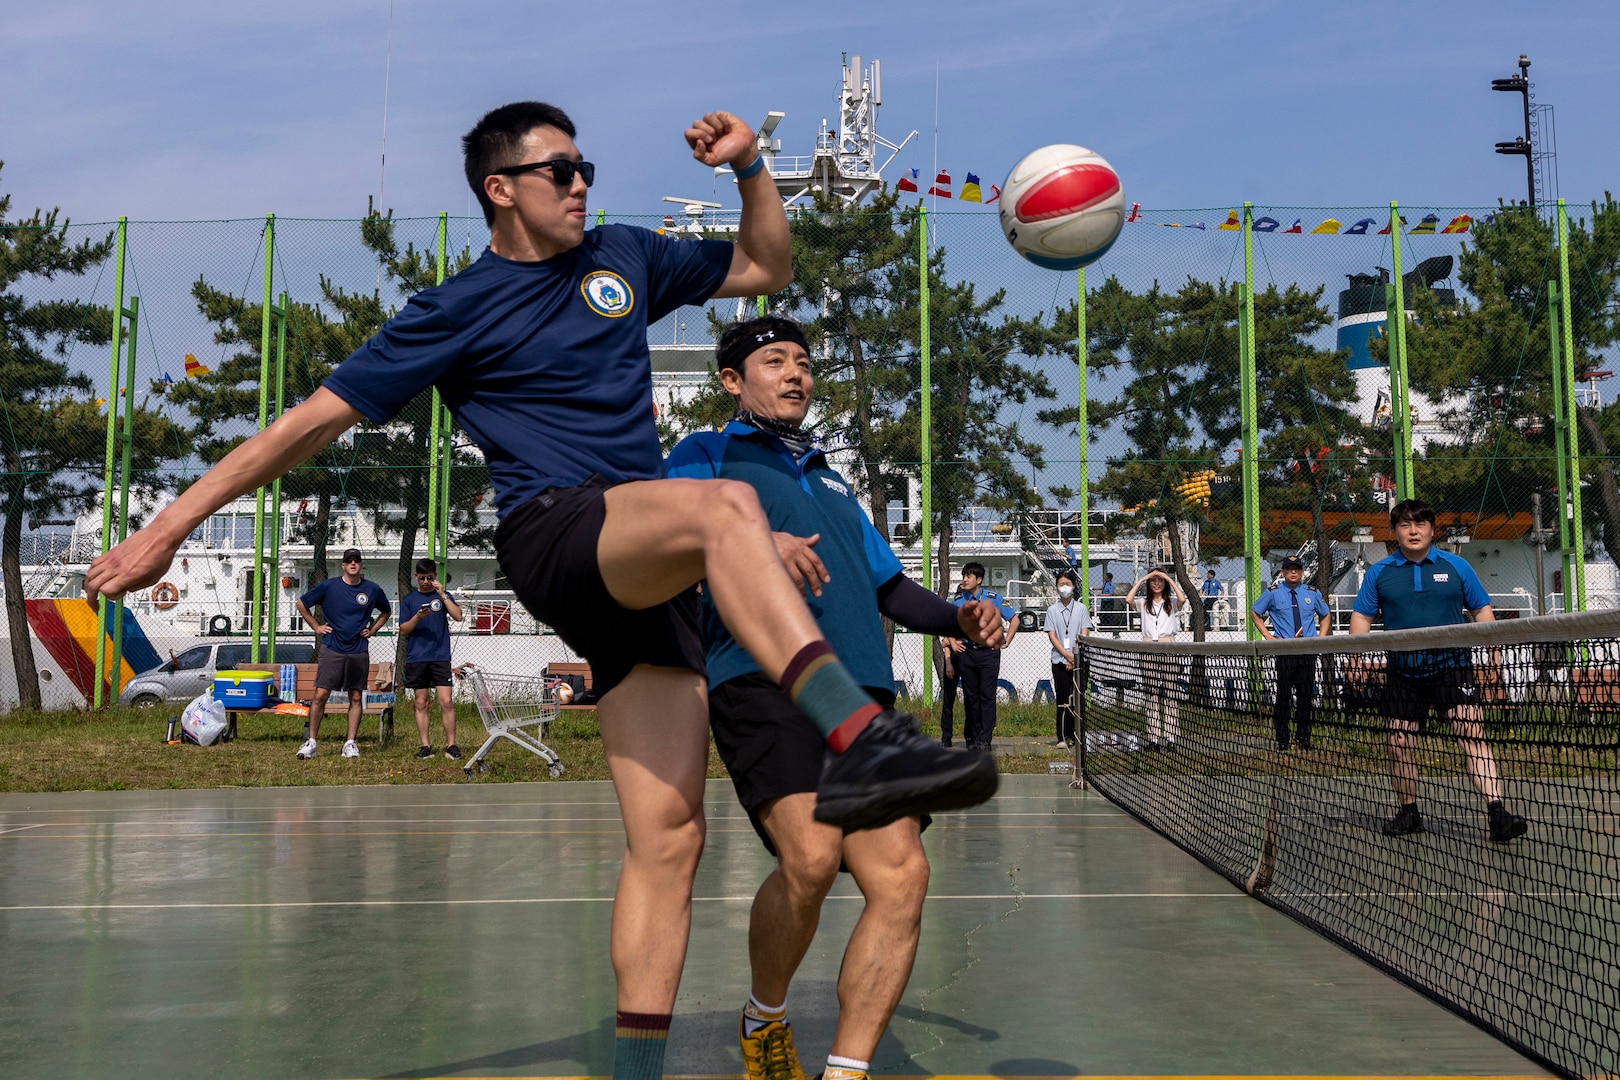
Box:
[295,548,390,760]
[83,101,999,1080]
[1349,499,1527,843]
[399,558,465,761]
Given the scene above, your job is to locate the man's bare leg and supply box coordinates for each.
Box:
[437,684,457,746]
[750,794,843,1005]
[1448,708,1504,803]
[830,818,928,1063]
[414,688,433,745]
[345,696,363,744]
[599,665,711,1013]
[307,688,331,743]
[1388,719,1420,804]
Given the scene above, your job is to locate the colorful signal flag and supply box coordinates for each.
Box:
[1312,218,1343,234]
[959,173,983,202]
[896,168,919,193]
[926,170,952,198]
[184,353,211,378]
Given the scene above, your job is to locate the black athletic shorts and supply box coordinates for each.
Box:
[403,660,453,689]
[494,476,705,700]
[710,672,915,858]
[1383,663,1480,730]
[315,651,370,692]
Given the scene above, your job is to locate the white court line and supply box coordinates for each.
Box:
[0,891,1245,912]
[0,824,47,836]
[0,811,1125,831]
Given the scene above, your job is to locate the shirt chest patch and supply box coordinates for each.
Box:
[1432,573,1450,583]
[581,271,634,318]
[819,475,850,497]
[355,592,369,606]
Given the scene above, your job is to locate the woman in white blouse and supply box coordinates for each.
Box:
[1124,568,1189,751]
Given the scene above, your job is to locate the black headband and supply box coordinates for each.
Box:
[717,322,810,372]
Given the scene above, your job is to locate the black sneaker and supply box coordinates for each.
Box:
[813,709,999,831]
[413,745,435,760]
[444,744,464,761]
[1382,803,1424,837]
[1488,803,1528,843]
[940,737,953,748]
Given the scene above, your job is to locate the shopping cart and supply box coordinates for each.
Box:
[455,664,566,778]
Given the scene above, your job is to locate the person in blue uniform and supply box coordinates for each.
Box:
[1201,569,1223,625]
[83,101,999,1080]
[1349,499,1528,843]
[294,547,390,760]
[946,563,1019,751]
[398,557,465,760]
[667,316,1003,1080]
[1249,555,1330,750]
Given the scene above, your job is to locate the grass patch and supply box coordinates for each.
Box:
[0,700,1067,793]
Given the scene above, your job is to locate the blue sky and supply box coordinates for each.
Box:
[3,0,1616,224]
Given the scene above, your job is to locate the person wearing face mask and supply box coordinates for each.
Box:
[1044,569,1093,747]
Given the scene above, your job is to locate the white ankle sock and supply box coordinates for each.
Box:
[741,994,786,1036]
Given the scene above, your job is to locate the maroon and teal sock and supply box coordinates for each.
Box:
[613,1010,671,1080]
[780,641,883,752]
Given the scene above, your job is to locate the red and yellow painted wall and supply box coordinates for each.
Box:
[24,598,162,704]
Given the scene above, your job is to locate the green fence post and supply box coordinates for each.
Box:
[1076,267,1090,608]
[267,292,289,655]
[1387,201,1415,500]
[1557,199,1586,610]
[427,213,449,573]
[435,215,452,568]
[1547,281,1573,609]
[919,208,934,705]
[1239,205,1261,637]
[109,295,141,691]
[250,214,275,663]
[94,217,129,709]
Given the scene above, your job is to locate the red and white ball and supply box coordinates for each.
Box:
[999,145,1125,270]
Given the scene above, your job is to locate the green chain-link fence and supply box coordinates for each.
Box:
[3,192,1617,711]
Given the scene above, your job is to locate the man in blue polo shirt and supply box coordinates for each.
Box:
[399,557,465,760]
[1250,555,1330,750]
[667,317,1003,1080]
[84,101,998,1080]
[1349,499,1528,842]
[295,548,391,760]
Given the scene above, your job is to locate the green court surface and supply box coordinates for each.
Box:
[0,775,1549,1080]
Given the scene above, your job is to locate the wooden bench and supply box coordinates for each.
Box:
[547,661,595,710]
[225,662,398,745]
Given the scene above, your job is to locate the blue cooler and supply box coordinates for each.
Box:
[213,670,278,708]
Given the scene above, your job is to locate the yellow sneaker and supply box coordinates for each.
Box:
[738,1012,808,1080]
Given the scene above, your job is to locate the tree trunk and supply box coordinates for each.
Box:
[846,307,895,651]
[1310,479,1333,633]
[928,521,955,715]
[2,476,42,710]
[1164,510,1204,642]
[1575,409,1620,568]
[310,490,332,586]
[394,517,418,675]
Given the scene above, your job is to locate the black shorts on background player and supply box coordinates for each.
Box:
[403,660,453,689]
[1383,664,1479,729]
[711,673,924,855]
[493,476,706,698]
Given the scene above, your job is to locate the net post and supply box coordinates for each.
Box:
[1077,266,1090,608]
[94,216,129,710]
[918,206,934,707]
[109,294,141,694]
[250,214,275,664]
[1557,199,1586,610]
[1387,201,1415,500]
[1239,205,1261,637]
[1547,280,1573,609]
[267,291,290,656]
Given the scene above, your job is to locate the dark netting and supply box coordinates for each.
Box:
[1078,610,1620,1080]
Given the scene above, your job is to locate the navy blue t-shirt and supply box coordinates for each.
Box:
[399,588,455,663]
[324,226,733,517]
[300,577,390,655]
[665,421,903,691]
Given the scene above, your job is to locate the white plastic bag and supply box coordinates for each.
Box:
[180,692,228,747]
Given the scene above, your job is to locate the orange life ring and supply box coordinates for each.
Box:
[150,582,180,609]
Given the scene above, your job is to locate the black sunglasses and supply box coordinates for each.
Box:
[493,159,595,188]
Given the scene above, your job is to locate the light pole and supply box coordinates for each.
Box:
[1491,54,1535,207]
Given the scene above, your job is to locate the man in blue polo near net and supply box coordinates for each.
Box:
[85,100,999,1080]
[666,317,1003,1080]
[1348,498,1528,843]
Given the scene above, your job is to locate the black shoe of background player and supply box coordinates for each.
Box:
[1488,802,1528,843]
[940,736,953,748]
[1382,802,1424,837]
[814,709,1000,831]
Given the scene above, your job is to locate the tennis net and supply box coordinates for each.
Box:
[1077,609,1620,1080]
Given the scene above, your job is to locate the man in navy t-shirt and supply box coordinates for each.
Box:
[1349,499,1527,842]
[83,100,998,1080]
[294,547,391,760]
[399,557,465,761]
